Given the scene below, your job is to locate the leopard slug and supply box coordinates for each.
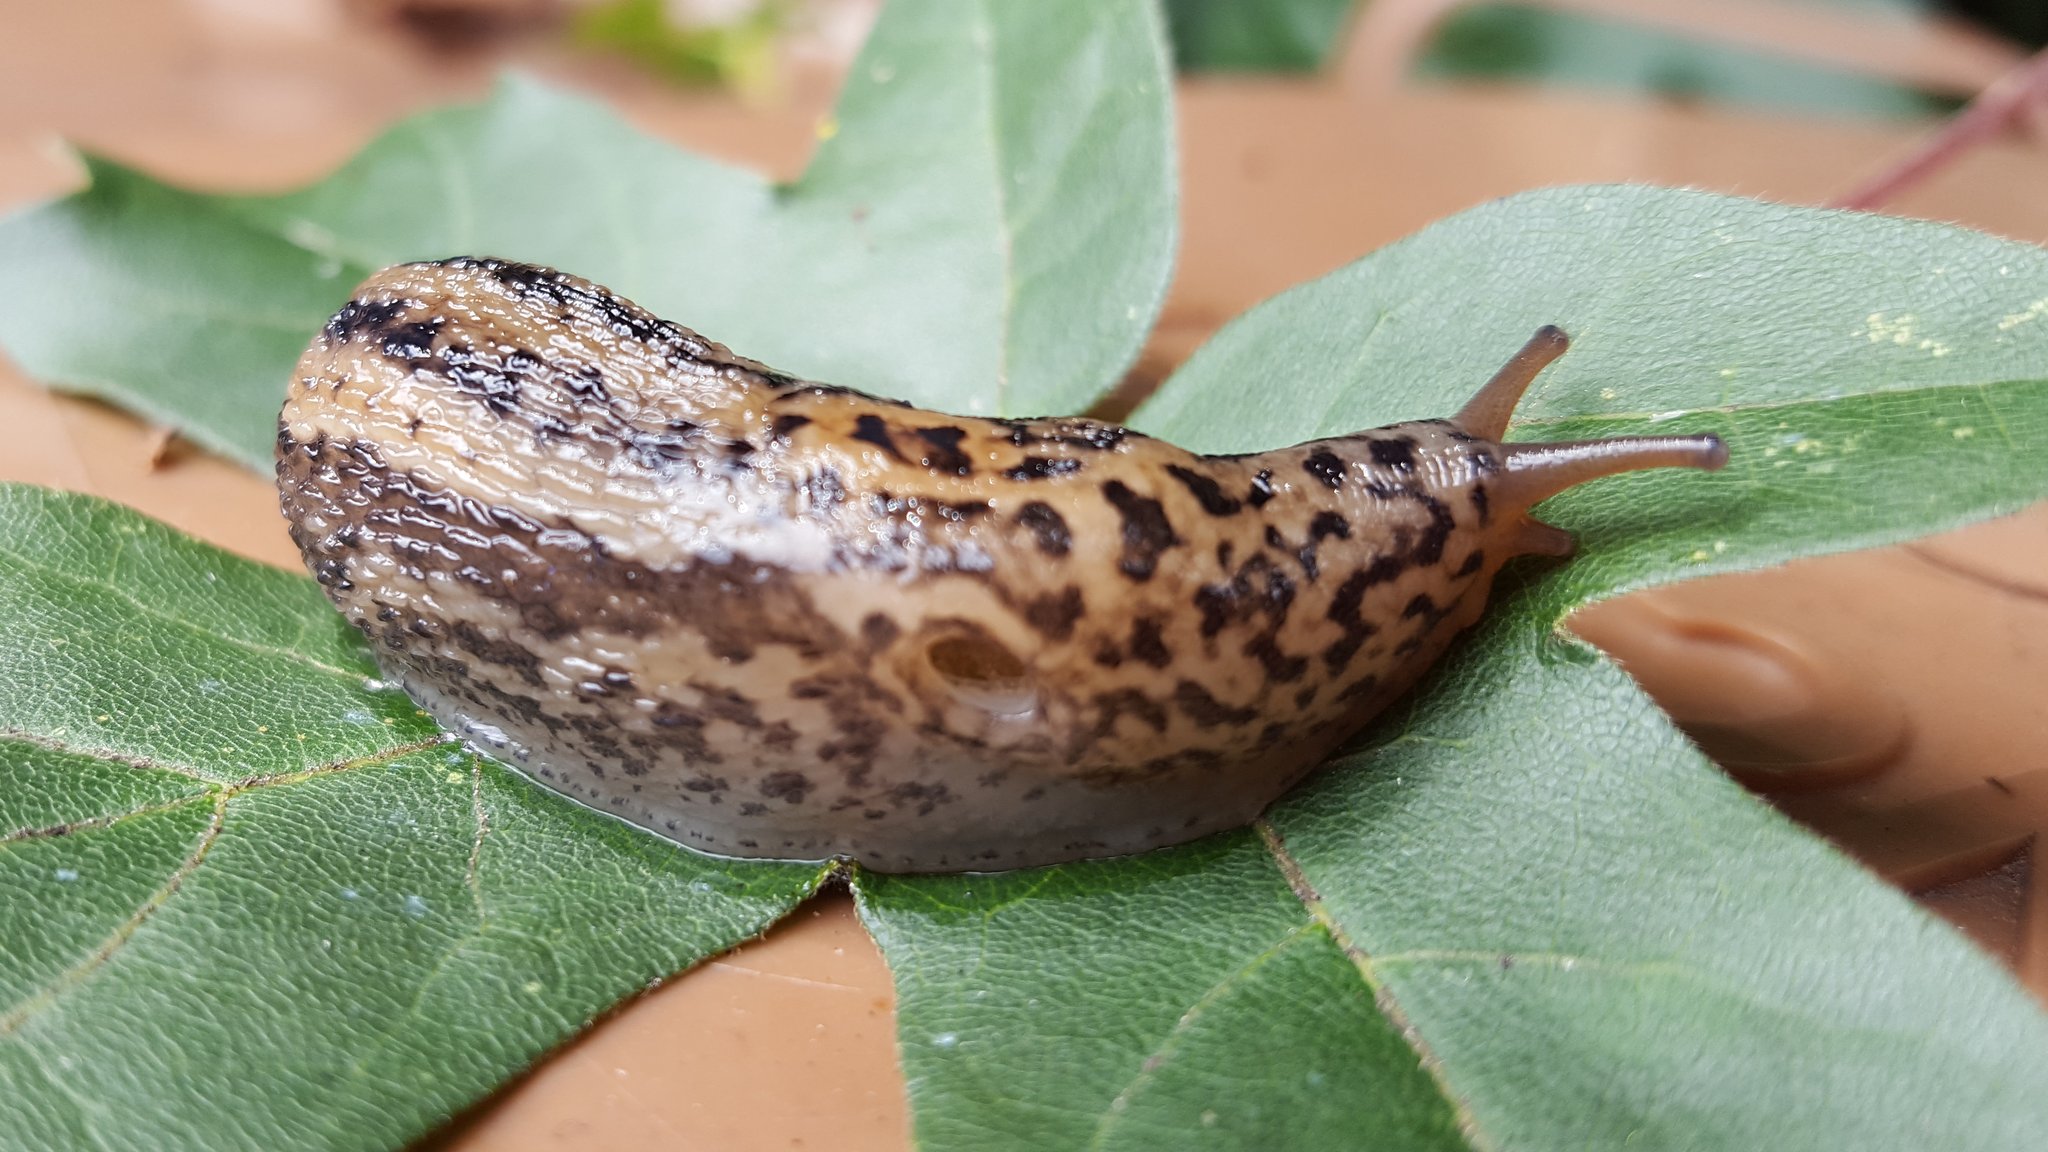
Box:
[277,258,1727,872]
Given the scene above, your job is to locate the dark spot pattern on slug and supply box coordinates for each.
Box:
[437,341,539,416]
[379,318,445,368]
[1164,464,1242,516]
[1323,570,1380,673]
[1245,631,1308,683]
[1413,495,1457,567]
[448,619,545,688]
[789,670,901,789]
[997,419,1128,453]
[1303,451,1346,490]
[1097,688,1170,733]
[800,465,848,510]
[760,771,813,804]
[1369,437,1417,470]
[914,426,974,476]
[862,612,901,650]
[1192,553,1290,637]
[1022,586,1086,641]
[1191,552,1306,684]
[1129,616,1172,668]
[1004,456,1085,481]
[624,428,697,470]
[1247,469,1276,508]
[323,298,411,345]
[852,414,906,463]
[1015,502,1071,557]
[566,364,611,402]
[1173,681,1259,729]
[935,499,991,523]
[1337,675,1381,703]
[692,681,764,729]
[1102,480,1181,581]
[887,781,955,817]
[1292,510,1353,582]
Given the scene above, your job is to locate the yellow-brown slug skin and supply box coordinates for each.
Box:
[277,258,1725,872]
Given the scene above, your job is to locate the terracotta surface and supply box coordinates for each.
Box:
[423,901,908,1151]
[4,2,2047,1148]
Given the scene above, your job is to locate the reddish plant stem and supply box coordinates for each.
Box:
[1831,43,2048,211]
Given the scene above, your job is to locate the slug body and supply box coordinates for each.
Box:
[278,258,1725,872]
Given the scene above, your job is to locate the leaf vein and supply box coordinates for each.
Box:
[1085,920,1317,1150]
[0,729,215,784]
[1254,818,1498,1152]
[227,735,452,793]
[0,791,213,849]
[0,791,227,1037]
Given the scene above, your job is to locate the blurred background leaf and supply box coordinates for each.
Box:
[573,0,789,93]
[1160,0,2048,123]
[1163,0,1357,71]
[1417,3,1957,120]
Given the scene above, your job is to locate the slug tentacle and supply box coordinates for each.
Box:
[1512,518,1580,559]
[1452,323,1570,439]
[1443,325,1727,561]
[278,260,1730,873]
[1495,435,1729,511]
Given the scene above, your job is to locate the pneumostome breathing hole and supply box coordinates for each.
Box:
[926,635,1037,717]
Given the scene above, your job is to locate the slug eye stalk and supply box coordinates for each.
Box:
[1455,326,1729,558]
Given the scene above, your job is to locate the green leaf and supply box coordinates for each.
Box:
[856,835,1467,1150]
[1263,603,2048,1151]
[0,483,825,1151]
[1163,0,1355,72]
[1419,2,1953,120]
[0,0,1176,469]
[858,186,2048,1150]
